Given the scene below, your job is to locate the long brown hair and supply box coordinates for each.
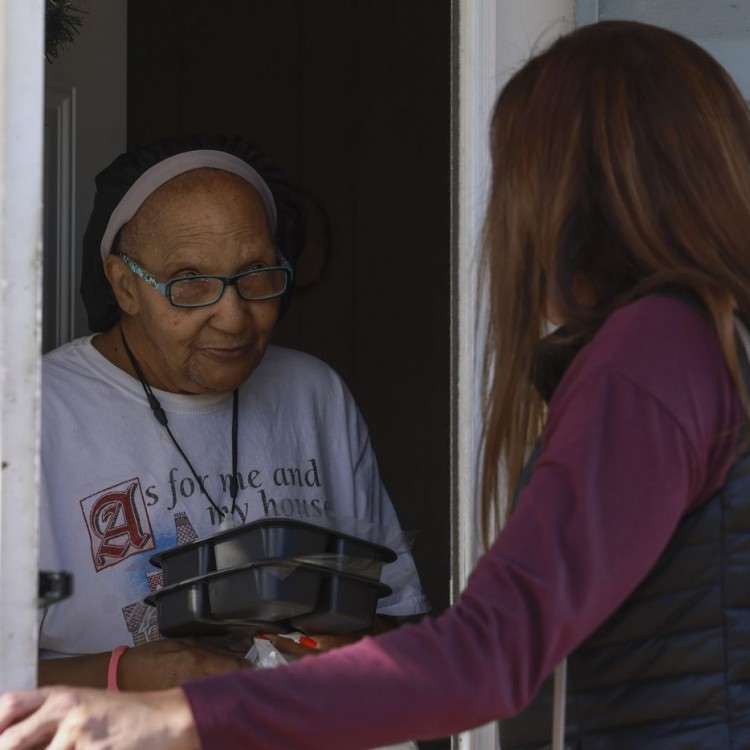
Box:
[480,20,750,546]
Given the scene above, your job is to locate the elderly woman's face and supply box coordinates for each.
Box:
[114,171,281,394]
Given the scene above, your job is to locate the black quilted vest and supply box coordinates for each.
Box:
[499,323,750,750]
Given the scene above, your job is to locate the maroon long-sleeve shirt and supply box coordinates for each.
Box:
[183,295,740,749]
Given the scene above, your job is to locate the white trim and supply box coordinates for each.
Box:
[43,85,77,351]
[453,0,494,600]
[0,0,44,691]
[453,1,497,747]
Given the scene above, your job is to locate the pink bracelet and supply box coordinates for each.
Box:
[107,645,128,691]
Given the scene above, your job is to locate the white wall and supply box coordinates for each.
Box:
[496,0,576,79]
[580,0,750,99]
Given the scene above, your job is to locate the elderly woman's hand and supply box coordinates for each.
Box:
[0,686,199,750]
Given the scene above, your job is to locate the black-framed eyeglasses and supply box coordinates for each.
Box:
[115,251,293,308]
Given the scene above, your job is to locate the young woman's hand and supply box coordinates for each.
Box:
[0,686,199,750]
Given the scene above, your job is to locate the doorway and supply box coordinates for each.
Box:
[41,0,451,743]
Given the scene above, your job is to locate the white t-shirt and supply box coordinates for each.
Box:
[39,337,429,655]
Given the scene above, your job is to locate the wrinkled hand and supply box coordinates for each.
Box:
[0,686,198,750]
[118,637,251,690]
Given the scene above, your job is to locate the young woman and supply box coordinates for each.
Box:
[2,19,750,750]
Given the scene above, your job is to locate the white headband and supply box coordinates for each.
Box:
[99,149,278,261]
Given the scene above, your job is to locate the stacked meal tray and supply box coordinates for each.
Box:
[145,517,396,638]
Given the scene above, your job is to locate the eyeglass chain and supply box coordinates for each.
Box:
[120,327,239,519]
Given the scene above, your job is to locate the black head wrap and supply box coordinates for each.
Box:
[80,134,305,332]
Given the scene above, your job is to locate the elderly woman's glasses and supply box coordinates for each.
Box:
[115,252,292,308]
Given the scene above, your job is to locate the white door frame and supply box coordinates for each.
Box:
[0,0,45,692]
[453,0,497,591]
[453,2,574,747]
[452,3,498,744]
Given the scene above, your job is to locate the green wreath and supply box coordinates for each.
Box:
[45,1,87,63]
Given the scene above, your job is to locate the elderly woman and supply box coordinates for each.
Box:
[35,135,429,690]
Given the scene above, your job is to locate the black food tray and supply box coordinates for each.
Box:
[212,519,330,571]
[150,517,398,586]
[144,579,224,638]
[145,563,392,638]
[289,569,392,635]
[205,559,324,621]
[144,562,319,638]
[149,541,216,587]
[299,532,398,581]
[150,518,333,586]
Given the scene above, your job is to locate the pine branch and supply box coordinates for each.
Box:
[45,0,87,63]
